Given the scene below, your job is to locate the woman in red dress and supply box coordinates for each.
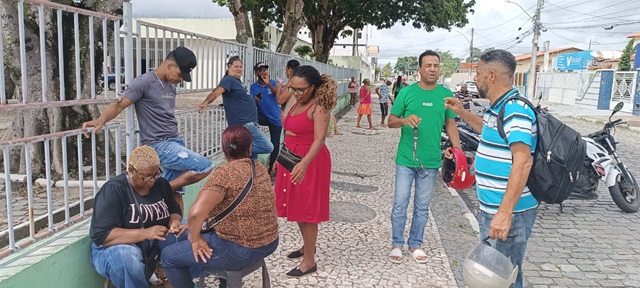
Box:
[274,65,336,278]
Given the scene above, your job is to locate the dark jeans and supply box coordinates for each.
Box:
[258,111,282,172]
[350,93,357,106]
[161,232,279,288]
[380,103,389,117]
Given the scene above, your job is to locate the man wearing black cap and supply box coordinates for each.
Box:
[82,47,213,211]
[250,62,282,173]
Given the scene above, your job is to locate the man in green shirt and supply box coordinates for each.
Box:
[387,50,462,264]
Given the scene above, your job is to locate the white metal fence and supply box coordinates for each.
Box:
[612,72,637,113]
[0,1,357,258]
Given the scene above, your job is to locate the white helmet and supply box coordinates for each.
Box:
[463,238,518,288]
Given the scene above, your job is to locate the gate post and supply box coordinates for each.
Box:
[123,1,136,161]
[596,69,614,110]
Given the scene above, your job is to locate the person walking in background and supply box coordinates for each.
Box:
[161,126,279,288]
[82,47,212,211]
[445,50,538,288]
[274,65,337,278]
[356,79,377,130]
[375,79,393,127]
[387,50,461,264]
[392,75,405,103]
[348,76,358,108]
[250,62,282,173]
[197,56,273,160]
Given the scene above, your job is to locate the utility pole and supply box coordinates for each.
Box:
[469,28,474,80]
[352,28,359,57]
[528,0,543,100]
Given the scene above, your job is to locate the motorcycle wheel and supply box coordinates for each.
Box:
[608,168,640,213]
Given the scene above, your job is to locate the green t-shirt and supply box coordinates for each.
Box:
[390,83,456,168]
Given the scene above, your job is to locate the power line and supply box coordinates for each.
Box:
[473,3,536,31]
[544,0,636,22]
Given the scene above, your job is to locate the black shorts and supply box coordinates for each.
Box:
[380,103,389,116]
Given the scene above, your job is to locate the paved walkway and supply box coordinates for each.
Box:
[236,102,459,287]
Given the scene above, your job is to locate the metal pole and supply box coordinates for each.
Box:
[529,0,543,100]
[123,1,135,162]
[469,28,474,80]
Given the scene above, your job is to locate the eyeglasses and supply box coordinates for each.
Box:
[134,168,163,182]
[287,85,311,95]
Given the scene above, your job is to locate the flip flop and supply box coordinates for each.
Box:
[388,247,403,264]
[411,248,428,264]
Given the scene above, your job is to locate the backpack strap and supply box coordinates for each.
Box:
[496,95,537,140]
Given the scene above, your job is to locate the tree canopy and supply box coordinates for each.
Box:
[394,56,418,75]
[619,40,635,71]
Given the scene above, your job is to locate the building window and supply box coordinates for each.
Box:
[358,32,362,39]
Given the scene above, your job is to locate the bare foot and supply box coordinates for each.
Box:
[368,127,379,130]
[380,123,387,127]
[334,131,343,135]
[356,125,362,129]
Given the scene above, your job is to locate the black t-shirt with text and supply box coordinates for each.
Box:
[90,173,181,246]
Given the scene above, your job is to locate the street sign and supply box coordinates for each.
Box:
[557,51,592,71]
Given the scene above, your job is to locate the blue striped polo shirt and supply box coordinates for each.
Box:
[475,88,539,214]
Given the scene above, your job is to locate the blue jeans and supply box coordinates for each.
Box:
[161,232,279,288]
[243,122,274,159]
[478,209,537,288]
[391,165,438,249]
[91,233,187,288]
[149,137,213,193]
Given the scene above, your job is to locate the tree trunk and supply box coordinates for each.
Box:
[276,0,304,55]
[251,8,266,49]
[1,0,120,176]
[306,0,344,63]
[229,0,251,44]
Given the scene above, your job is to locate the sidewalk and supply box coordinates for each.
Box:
[539,101,640,131]
[239,101,459,287]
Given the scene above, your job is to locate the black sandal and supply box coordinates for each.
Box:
[286,250,304,259]
[286,264,317,278]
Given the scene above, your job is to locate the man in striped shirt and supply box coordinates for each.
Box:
[445,50,537,288]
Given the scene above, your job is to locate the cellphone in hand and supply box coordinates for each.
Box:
[256,92,263,101]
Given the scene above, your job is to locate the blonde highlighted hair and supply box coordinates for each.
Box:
[292,65,337,112]
[128,146,160,170]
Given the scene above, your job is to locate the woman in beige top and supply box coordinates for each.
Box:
[161,126,279,288]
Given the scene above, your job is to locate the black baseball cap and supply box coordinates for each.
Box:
[172,47,197,82]
[253,62,269,71]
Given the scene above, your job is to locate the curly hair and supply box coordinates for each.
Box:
[292,65,337,112]
[128,145,160,170]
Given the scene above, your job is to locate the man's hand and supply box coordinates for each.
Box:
[82,119,105,138]
[260,71,271,84]
[197,101,209,113]
[444,147,455,159]
[144,225,168,241]
[402,114,421,128]
[445,97,465,115]
[489,210,513,241]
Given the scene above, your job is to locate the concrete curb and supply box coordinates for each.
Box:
[445,185,479,233]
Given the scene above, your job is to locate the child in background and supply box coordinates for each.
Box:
[375,80,392,127]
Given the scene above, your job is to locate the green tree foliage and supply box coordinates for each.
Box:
[394,56,418,75]
[465,47,494,63]
[436,50,462,78]
[381,63,393,79]
[294,45,315,59]
[619,40,635,71]
[304,0,475,62]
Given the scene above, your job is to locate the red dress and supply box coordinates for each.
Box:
[274,103,331,224]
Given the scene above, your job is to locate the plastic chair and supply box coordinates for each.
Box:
[197,258,270,288]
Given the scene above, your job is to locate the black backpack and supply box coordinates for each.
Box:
[497,96,586,205]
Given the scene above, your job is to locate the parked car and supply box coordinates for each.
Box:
[455,80,480,98]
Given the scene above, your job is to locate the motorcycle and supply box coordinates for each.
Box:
[569,102,639,213]
[441,121,481,155]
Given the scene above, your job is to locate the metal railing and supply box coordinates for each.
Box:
[0,123,123,256]
[0,1,358,258]
[0,0,125,110]
[612,71,637,113]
